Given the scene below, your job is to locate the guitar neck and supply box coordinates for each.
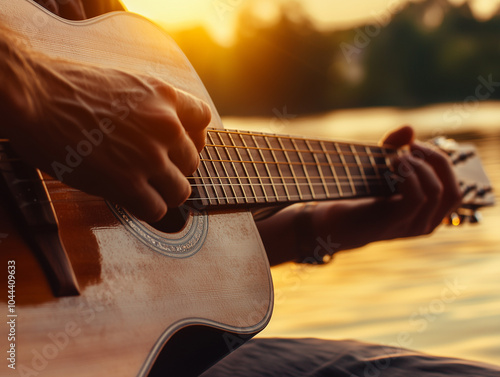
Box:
[188,128,398,210]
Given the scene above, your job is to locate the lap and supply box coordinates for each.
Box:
[201,338,500,377]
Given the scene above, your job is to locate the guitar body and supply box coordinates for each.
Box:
[0,1,273,376]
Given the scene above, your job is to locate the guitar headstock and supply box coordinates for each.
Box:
[431,137,495,226]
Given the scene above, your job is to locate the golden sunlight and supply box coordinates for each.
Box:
[123,0,500,43]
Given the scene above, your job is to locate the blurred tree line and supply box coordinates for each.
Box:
[166,0,500,116]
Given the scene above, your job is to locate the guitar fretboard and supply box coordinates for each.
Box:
[187,128,397,209]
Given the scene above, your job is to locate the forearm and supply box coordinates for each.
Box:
[0,23,44,134]
[256,199,389,266]
[256,202,346,266]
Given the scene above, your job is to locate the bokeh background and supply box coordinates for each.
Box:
[124,0,500,366]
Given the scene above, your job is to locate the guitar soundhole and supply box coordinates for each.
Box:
[148,207,190,234]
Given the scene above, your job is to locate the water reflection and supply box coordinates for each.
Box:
[223,103,500,366]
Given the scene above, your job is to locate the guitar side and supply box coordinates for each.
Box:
[0,1,273,376]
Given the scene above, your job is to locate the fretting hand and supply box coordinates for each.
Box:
[257,126,463,265]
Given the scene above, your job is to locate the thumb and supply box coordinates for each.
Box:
[380,125,415,148]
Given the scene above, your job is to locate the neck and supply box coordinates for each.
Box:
[187,128,398,210]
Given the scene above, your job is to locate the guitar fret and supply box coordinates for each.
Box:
[226,132,253,204]
[336,143,356,196]
[252,134,280,202]
[282,138,303,201]
[263,135,289,203]
[193,161,211,206]
[291,138,315,200]
[240,134,268,203]
[204,141,230,205]
[210,132,240,204]
[199,158,219,205]
[191,129,399,208]
[278,134,302,199]
[275,137,292,202]
[237,135,265,203]
[307,139,328,199]
[351,144,370,195]
[211,130,390,157]
[320,141,342,198]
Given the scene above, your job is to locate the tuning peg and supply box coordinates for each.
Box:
[469,211,482,224]
[476,187,492,198]
[452,151,475,165]
[446,212,462,226]
[431,137,459,154]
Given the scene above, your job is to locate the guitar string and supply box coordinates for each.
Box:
[0,132,393,203]
[203,143,393,158]
[30,178,474,206]
[0,152,394,167]
[205,129,395,151]
[198,158,389,168]
[0,128,391,150]
[44,185,389,204]
[0,157,391,171]
[26,188,389,206]
[42,180,386,189]
[0,139,396,159]
[21,174,389,185]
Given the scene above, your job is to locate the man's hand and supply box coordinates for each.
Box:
[257,126,463,266]
[310,126,463,250]
[1,28,211,223]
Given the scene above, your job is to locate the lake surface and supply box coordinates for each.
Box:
[223,102,500,366]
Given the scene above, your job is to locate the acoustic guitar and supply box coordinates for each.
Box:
[0,1,494,376]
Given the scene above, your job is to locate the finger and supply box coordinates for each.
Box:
[137,99,201,177]
[167,131,200,177]
[175,90,212,152]
[113,178,168,223]
[148,161,192,210]
[400,155,444,235]
[411,142,462,229]
[383,156,427,232]
[380,125,415,148]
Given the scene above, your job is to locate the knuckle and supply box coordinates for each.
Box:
[187,152,200,176]
[156,80,177,100]
[160,114,184,141]
[450,186,463,207]
[166,178,191,208]
[413,191,427,206]
[198,101,212,126]
[428,182,444,201]
[144,144,168,169]
[147,204,168,223]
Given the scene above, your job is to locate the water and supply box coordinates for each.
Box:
[223,102,500,366]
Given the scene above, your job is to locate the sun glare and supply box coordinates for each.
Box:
[122,0,500,44]
[123,0,240,44]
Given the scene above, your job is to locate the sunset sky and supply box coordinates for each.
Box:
[123,0,500,43]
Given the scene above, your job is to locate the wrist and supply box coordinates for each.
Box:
[0,27,46,136]
[293,202,338,264]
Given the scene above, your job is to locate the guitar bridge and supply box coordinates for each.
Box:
[0,141,80,297]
